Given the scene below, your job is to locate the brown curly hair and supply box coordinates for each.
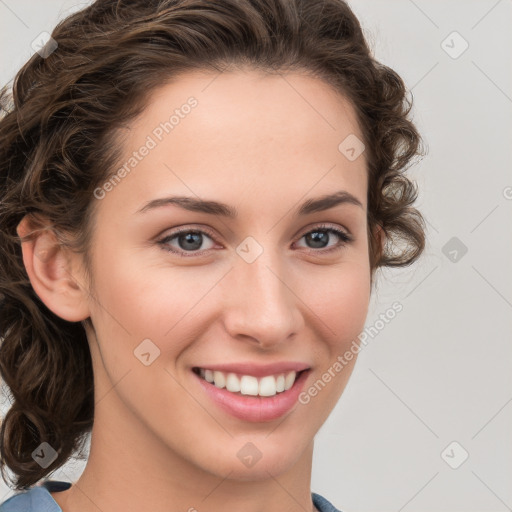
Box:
[0,0,425,490]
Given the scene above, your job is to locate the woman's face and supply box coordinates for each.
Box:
[81,69,371,479]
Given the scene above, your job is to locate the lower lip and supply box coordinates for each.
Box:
[194,369,310,422]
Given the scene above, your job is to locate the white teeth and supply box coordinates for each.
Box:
[284,371,296,391]
[259,375,277,397]
[197,368,299,397]
[225,373,241,392]
[240,375,259,396]
[213,370,226,388]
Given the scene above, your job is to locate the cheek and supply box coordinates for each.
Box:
[88,245,221,359]
[302,258,371,348]
[336,267,370,331]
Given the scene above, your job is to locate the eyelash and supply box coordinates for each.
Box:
[157,223,353,258]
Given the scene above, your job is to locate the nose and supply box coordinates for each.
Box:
[222,250,304,349]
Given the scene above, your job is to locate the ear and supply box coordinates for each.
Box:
[16,215,91,322]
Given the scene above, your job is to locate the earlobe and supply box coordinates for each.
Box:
[16,215,91,322]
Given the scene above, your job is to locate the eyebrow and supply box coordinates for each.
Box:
[136,190,363,217]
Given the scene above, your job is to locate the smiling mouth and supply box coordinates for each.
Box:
[192,367,308,397]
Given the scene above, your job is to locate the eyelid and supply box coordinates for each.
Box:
[294,222,352,241]
[156,224,219,257]
[157,222,353,256]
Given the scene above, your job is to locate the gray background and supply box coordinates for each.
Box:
[1,1,511,511]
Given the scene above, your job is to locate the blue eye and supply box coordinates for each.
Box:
[158,228,216,257]
[295,225,352,252]
[157,224,352,257]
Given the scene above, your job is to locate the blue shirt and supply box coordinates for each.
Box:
[0,480,342,511]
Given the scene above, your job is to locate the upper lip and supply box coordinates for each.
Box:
[193,362,311,377]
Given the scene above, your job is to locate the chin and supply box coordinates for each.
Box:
[197,433,311,481]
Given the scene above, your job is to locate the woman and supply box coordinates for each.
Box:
[0,0,425,511]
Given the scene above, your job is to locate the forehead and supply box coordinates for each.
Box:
[141,68,363,147]
[97,69,368,217]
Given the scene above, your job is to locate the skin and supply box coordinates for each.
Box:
[17,69,380,512]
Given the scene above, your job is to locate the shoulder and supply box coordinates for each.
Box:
[0,486,52,512]
[312,492,343,512]
[0,480,71,512]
